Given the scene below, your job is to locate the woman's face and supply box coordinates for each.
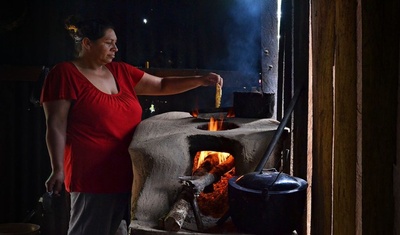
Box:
[89,28,118,64]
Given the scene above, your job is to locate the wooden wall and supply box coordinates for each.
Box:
[310,0,399,235]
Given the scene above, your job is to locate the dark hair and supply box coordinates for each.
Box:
[64,15,115,57]
[64,15,114,43]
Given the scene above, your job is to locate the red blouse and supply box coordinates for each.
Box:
[40,61,144,193]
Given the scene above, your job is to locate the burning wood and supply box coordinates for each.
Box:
[190,153,235,194]
[162,152,235,232]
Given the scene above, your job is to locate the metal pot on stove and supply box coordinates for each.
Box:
[228,169,307,234]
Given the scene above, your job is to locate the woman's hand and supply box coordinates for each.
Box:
[45,169,65,196]
[201,72,223,87]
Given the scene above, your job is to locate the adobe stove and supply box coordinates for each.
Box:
[128,111,288,234]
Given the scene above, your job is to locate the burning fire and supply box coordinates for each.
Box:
[226,108,235,118]
[193,151,235,218]
[190,110,236,218]
[208,116,223,131]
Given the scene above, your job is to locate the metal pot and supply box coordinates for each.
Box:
[226,84,307,234]
[228,169,307,234]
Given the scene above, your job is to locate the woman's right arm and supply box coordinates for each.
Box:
[43,99,71,196]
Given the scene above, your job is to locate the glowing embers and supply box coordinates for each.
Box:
[192,151,235,218]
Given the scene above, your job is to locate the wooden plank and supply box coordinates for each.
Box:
[311,0,336,234]
[283,0,294,122]
[361,0,398,234]
[332,0,358,234]
[292,0,310,234]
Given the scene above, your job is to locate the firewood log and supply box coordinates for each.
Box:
[210,155,235,179]
[193,153,220,176]
[189,155,235,193]
[164,197,191,231]
[163,154,235,231]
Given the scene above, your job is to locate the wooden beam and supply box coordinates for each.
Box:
[292,0,311,234]
[361,0,398,233]
[0,65,43,81]
[332,0,358,234]
[311,0,336,234]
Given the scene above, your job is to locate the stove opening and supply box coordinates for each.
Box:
[197,116,239,131]
[192,151,235,218]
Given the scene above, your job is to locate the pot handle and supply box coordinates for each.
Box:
[263,149,290,192]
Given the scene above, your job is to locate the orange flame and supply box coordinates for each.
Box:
[190,109,199,118]
[193,151,235,218]
[208,116,224,131]
[226,107,235,118]
[190,109,237,217]
[195,151,230,169]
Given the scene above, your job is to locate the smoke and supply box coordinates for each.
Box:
[221,0,264,76]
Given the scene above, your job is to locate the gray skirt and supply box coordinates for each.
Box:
[68,192,130,235]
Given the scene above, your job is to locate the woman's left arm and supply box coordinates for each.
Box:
[134,72,223,96]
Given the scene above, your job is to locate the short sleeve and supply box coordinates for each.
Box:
[40,63,78,104]
[123,62,144,85]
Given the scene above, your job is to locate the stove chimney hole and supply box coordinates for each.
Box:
[196,121,239,131]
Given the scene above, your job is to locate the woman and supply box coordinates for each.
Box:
[40,15,223,235]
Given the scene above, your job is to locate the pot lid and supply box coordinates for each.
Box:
[235,170,302,192]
